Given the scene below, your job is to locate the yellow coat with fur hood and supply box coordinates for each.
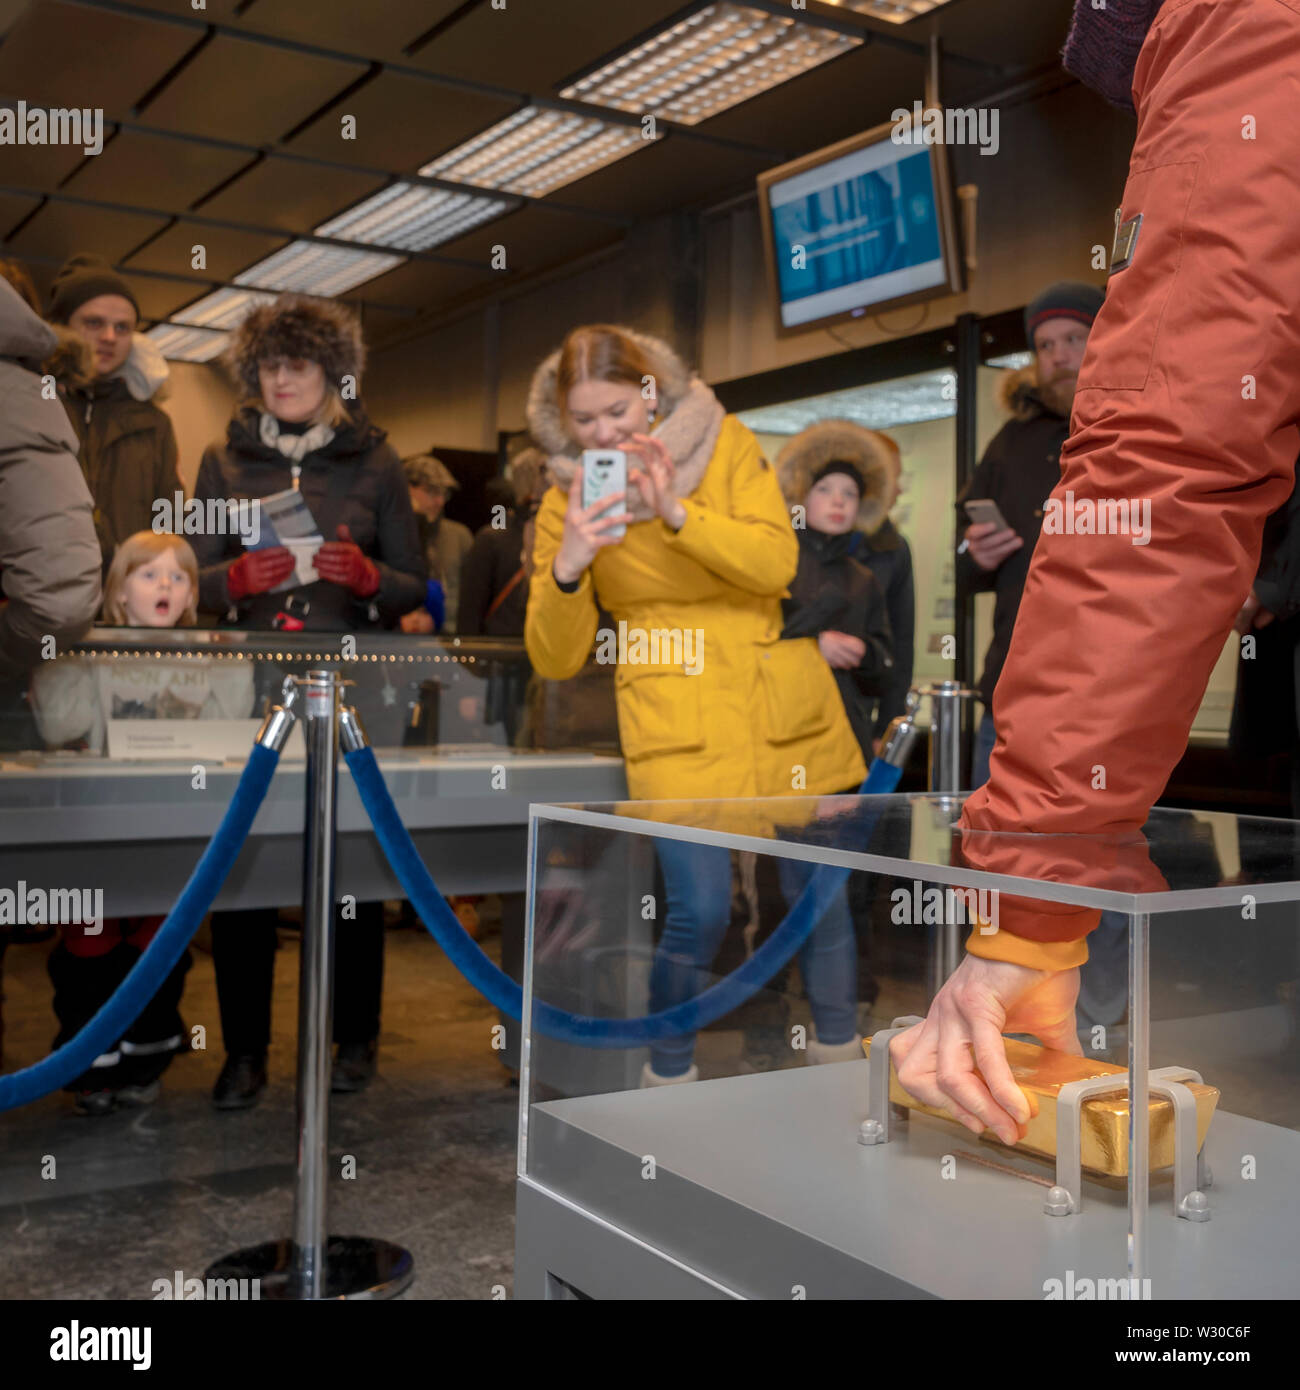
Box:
[524,329,866,803]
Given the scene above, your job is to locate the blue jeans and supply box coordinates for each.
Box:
[970,710,1125,1032]
[647,838,858,1077]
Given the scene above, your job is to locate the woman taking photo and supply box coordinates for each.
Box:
[191,292,424,1109]
[525,324,867,1085]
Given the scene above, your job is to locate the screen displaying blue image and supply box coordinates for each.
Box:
[766,139,949,329]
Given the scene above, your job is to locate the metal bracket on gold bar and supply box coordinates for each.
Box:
[858,1017,923,1147]
[1047,1065,1211,1221]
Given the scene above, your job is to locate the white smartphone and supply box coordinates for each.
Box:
[581,449,627,540]
[964,497,1012,532]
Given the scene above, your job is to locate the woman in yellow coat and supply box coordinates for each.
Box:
[525,325,866,1083]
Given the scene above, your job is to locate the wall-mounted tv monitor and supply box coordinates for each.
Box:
[757,111,963,336]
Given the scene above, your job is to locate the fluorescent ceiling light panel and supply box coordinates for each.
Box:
[422,106,649,197]
[146,322,229,363]
[559,3,862,126]
[826,0,955,22]
[318,181,511,251]
[171,286,275,331]
[234,241,403,297]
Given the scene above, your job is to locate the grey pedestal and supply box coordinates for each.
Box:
[516,1060,1300,1300]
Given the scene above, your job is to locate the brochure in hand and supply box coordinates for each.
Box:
[246,488,324,590]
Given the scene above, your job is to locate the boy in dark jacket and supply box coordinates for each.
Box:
[777,421,897,764]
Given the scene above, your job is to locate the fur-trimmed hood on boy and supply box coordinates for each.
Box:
[776,420,899,536]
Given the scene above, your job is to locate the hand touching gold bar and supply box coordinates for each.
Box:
[863,1037,1218,1177]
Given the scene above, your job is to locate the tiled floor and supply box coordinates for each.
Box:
[0,924,520,1300]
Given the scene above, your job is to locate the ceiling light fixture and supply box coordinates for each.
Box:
[318,181,511,252]
[423,105,652,197]
[170,286,275,332]
[145,322,229,363]
[824,0,955,23]
[560,3,862,127]
[233,240,403,297]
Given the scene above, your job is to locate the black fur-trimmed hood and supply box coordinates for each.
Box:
[998,363,1065,422]
[224,293,366,398]
[776,419,899,536]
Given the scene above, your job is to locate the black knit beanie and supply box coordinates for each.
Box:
[1023,281,1104,347]
[810,458,864,495]
[48,254,140,324]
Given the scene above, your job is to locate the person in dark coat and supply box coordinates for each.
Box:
[457,448,548,637]
[190,293,424,1110]
[1230,463,1300,811]
[956,281,1104,787]
[842,431,914,747]
[192,296,424,632]
[776,420,899,762]
[47,254,182,571]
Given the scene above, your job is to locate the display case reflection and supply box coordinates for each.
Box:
[6,627,619,759]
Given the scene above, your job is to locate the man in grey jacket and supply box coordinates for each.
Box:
[0,275,102,677]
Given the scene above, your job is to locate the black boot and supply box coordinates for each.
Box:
[331,1040,377,1094]
[213,1053,267,1110]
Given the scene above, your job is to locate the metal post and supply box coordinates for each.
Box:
[923,681,977,988]
[292,670,339,1298]
[1128,911,1150,1291]
[206,678,413,1300]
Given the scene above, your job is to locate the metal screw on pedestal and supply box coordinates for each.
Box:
[858,1119,885,1146]
[1044,1185,1073,1217]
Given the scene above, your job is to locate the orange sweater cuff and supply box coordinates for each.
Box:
[966,925,1090,971]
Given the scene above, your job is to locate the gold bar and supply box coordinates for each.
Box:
[863,1037,1218,1177]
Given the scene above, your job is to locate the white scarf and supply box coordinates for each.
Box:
[259,412,334,462]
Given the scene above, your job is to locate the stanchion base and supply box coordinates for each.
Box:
[205,1236,414,1300]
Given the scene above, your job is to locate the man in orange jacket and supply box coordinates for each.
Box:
[893,0,1300,1143]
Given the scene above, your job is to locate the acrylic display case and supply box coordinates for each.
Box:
[516,793,1300,1300]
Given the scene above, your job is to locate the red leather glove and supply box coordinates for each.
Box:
[227,546,295,601]
[314,524,380,598]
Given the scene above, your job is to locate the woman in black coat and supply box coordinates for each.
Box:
[191,294,425,1109]
[193,296,423,631]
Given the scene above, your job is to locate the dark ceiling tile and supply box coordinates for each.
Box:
[6,201,169,266]
[123,223,289,282]
[138,34,363,145]
[195,157,387,236]
[339,256,491,311]
[437,203,622,277]
[0,0,199,114]
[286,71,518,172]
[0,191,41,240]
[922,0,1075,74]
[121,275,210,324]
[103,0,243,17]
[0,108,107,190]
[551,134,771,218]
[232,0,469,60]
[404,0,689,92]
[61,129,253,214]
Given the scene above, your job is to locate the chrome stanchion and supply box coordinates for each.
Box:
[921,680,978,987]
[206,675,413,1300]
[293,669,340,1298]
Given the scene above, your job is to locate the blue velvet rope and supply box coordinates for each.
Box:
[0,743,281,1112]
[346,744,902,1047]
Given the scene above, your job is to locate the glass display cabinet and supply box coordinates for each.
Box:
[0,628,625,917]
[516,793,1300,1300]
